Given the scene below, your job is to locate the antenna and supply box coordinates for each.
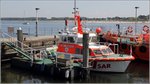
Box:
[73,0,78,26]
[74,0,76,12]
[72,0,82,34]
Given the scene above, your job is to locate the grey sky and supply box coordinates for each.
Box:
[1,0,149,18]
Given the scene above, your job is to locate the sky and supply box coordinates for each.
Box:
[0,0,150,18]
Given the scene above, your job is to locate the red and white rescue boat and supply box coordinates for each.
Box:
[56,10,134,72]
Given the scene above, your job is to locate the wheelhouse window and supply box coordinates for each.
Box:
[94,50,102,54]
[101,49,108,54]
[61,36,67,42]
[61,36,76,43]
[106,48,113,53]
[68,37,75,43]
[93,47,114,55]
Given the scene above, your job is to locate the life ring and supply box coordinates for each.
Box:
[139,46,147,53]
[121,44,127,50]
[143,25,149,34]
[65,47,69,53]
[127,26,133,33]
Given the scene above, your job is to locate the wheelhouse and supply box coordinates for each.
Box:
[58,32,116,57]
[59,33,97,44]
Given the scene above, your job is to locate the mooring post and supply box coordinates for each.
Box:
[82,32,90,79]
[17,27,23,50]
[83,33,89,68]
[35,8,40,37]
[116,24,120,36]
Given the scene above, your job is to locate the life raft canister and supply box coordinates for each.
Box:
[139,46,147,53]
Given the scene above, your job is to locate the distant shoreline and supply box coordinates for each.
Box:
[1,19,150,24]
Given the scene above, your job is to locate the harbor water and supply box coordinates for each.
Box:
[1,20,149,83]
[1,60,149,83]
[1,20,150,36]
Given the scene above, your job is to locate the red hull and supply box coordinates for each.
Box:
[117,43,149,61]
[103,34,149,61]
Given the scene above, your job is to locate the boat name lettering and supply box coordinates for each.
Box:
[62,45,74,48]
[97,64,111,69]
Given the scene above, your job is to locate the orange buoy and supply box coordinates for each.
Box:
[96,27,102,34]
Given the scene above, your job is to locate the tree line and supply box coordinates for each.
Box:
[1,14,149,21]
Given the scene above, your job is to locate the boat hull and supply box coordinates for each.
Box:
[102,34,149,61]
[133,44,149,61]
[90,61,131,72]
[57,52,133,72]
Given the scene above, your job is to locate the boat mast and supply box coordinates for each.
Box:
[73,0,83,34]
[73,0,77,26]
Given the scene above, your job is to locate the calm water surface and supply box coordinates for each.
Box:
[1,20,150,36]
[1,60,149,83]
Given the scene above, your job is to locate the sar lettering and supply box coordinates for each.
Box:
[97,64,111,68]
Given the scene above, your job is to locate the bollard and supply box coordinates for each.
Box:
[17,27,23,50]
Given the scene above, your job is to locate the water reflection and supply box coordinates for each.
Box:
[1,60,149,83]
[88,72,129,83]
[126,60,149,83]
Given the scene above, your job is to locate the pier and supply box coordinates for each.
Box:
[1,35,59,58]
[1,30,91,80]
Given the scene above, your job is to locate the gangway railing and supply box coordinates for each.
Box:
[1,32,34,62]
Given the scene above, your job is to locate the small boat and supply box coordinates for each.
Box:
[23,22,29,25]
[102,25,149,61]
[56,10,135,72]
[22,11,30,25]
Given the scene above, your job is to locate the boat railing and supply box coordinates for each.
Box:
[96,42,119,54]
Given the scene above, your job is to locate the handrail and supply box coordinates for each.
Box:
[96,42,119,54]
[1,32,34,61]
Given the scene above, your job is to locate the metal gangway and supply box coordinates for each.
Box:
[1,32,35,62]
